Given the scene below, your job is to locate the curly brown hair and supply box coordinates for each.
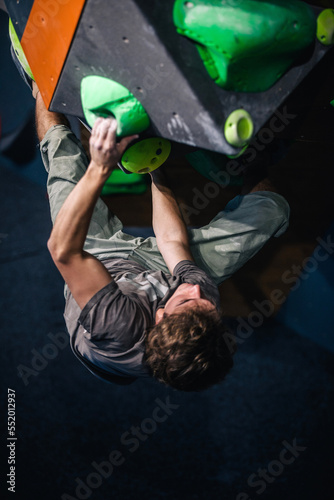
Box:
[144,308,235,392]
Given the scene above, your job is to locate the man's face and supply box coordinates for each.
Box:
[155,283,216,323]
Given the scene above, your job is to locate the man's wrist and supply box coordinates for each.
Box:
[87,161,114,185]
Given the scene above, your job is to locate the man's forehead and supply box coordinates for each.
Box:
[176,297,215,309]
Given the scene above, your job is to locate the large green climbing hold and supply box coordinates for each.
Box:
[81,76,150,136]
[173,0,316,93]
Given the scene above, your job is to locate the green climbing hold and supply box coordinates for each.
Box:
[102,169,147,196]
[81,76,150,136]
[173,0,316,93]
[9,19,34,81]
[121,138,171,174]
[224,109,254,148]
[317,9,334,46]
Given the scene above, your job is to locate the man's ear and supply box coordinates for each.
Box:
[155,308,165,324]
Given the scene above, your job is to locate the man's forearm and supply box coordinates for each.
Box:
[151,171,190,245]
[47,116,136,263]
[48,163,107,262]
[35,90,69,141]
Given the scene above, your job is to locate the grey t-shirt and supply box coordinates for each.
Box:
[64,259,221,383]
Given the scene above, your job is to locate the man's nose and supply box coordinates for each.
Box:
[189,284,201,298]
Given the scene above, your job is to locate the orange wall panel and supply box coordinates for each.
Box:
[21,0,86,108]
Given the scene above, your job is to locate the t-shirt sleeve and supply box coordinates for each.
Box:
[78,281,147,344]
[172,260,221,309]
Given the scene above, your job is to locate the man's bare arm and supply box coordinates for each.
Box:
[47,118,137,308]
[34,83,69,140]
[150,169,194,274]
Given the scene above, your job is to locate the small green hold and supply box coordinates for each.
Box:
[317,9,334,46]
[81,76,150,136]
[224,109,254,148]
[173,0,316,93]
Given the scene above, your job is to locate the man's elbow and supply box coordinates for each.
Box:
[156,235,187,249]
[156,231,185,245]
[47,238,74,264]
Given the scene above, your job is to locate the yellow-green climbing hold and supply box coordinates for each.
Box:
[121,138,171,174]
[317,9,334,46]
[224,109,254,148]
[8,19,34,81]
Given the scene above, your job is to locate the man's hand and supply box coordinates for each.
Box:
[89,118,138,180]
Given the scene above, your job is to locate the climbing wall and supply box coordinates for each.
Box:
[5,0,334,156]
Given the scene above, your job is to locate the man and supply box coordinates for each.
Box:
[30,74,290,391]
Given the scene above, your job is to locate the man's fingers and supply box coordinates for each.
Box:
[97,118,116,141]
[106,119,118,144]
[90,119,139,167]
[91,117,103,138]
[91,117,116,138]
